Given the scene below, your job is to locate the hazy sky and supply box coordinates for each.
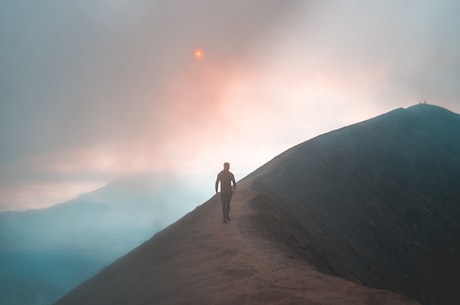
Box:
[1,0,459,210]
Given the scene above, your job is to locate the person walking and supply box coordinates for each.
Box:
[215,162,236,223]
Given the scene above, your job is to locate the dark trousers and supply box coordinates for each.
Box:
[220,192,232,220]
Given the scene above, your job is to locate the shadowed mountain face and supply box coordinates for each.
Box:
[249,104,460,305]
[55,104,459,305]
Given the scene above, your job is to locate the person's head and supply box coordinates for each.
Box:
[223,162,230,171]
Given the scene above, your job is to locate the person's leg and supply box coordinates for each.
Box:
[222,201,227,222]
[226,195,231,220]
[220,193,227,222]
[224,193,232,220]
[220,193,232,222]
[224,202,229,222]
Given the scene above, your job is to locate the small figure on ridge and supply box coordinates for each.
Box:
[215,162,236,223]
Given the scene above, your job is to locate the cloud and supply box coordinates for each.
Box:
[1,0,460,210]
[0,0,302,209]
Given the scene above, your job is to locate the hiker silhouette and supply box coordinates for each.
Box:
[215,162,236,223]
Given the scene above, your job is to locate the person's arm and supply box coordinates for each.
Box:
[215,174,220,193]
[231,174,236,191]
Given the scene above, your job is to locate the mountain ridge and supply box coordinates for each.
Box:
[56,104,460,305]
[247,103,460,304]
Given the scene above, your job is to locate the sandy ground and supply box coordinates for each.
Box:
[56,181,419,305]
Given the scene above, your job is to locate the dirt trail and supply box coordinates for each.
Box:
[161,185,418,305]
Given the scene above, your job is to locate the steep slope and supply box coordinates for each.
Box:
[56,104,459,305]
[0,173,206,305]
[248,104,460,305]
[55,186,417,305]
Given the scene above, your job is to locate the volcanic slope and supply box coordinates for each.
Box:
[56,104,460,305]
[247,104,460,305]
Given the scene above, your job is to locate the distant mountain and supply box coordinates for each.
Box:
[0,172,208,305]
[55,104,460,305]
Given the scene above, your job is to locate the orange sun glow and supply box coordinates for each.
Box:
[194,49,204,60]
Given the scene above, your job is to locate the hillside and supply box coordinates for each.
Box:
[248,104,460,304]
[55,104,460,305]
[0,173,206,305]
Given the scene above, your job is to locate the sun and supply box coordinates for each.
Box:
[194,49,204,60]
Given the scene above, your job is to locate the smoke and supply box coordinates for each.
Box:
[1,0,459,210]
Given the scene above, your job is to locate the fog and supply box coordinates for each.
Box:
[1,0,459,210]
